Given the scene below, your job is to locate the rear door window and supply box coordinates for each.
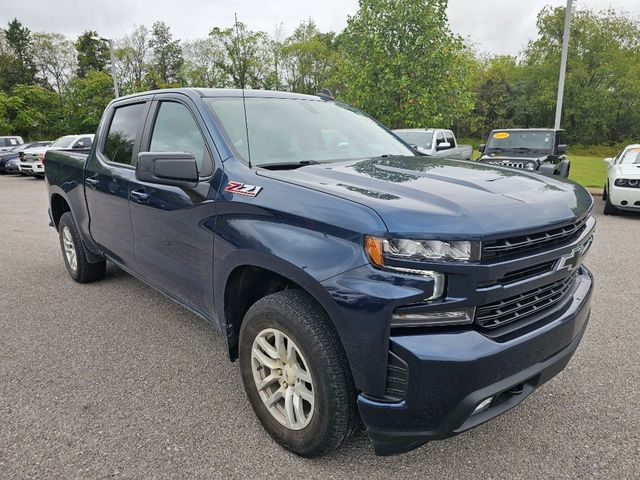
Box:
[104,103,147,166]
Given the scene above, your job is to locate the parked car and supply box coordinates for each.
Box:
[19,134,93,177]
[0,136,24,151]
[602,144,640,215]
[393,128,472,160]
[46,88,594,457]
[478,129,570,177]
[0,141,51,173]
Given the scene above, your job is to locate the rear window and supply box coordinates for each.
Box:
[104,103,146,165]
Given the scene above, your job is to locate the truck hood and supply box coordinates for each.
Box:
[257,156,593,238]
[615,164,640,178]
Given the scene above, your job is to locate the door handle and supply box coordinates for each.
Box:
[130,190,149,203]
[84,177,99,188]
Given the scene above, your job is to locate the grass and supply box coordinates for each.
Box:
[568,155,608,189]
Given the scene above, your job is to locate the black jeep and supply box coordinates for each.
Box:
[478,129,570,178]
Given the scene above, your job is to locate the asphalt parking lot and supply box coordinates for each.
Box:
[0,174,638,479]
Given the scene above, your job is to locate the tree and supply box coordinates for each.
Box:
[182,36,229,88]
[7,84,63,139]
[63,70,114,133]
[75,30,109,77]
[32,32,76,92]
[281,20,338,94]
[337,0,475,129]
[3,19,38,89]
[520,7,640,144]
[116,25,150,94]
[148,21,183,87]
[209,22,268,89]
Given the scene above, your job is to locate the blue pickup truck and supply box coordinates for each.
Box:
[45,88,595,457]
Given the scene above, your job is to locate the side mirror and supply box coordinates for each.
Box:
[436,142,451,151]
[557,144,568,155]
[136,152,199,186]
[478,144,486,154]
[603,157,614,166]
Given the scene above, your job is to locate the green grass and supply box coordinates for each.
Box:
[568,155,607,189]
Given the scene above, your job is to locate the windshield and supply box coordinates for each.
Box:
[619,148,640,165]
[486,131,554,153]
[0,138,19,147]
[50,136,76,148]
[205,97,413,166]
[394,131,433,149]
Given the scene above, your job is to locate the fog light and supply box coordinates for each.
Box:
[391,308,475,328]
[472,397,493,415]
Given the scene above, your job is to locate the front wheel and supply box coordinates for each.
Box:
[239,290,358,457]
[58,212,106,282]
[603,187,618,215]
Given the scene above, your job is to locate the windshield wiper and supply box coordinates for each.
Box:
[257,160,321,170]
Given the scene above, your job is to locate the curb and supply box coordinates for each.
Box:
[587,188,603,197]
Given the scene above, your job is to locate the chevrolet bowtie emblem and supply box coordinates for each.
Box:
[555,246,583,272]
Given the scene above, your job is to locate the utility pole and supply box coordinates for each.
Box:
[554,0,573,129]
[91,36,119,98]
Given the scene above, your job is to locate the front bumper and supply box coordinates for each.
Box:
[19,161,44,175]
[357,266,592,455]
[609,185,640,210]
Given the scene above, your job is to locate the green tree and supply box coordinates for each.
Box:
[336,0,475,129]
[63,70,114,133]
[181,36,229,88]
[32,32,76,92]
[3,19,38,89]
[148,21,183,87]
[116,25,150,94]
[7,84,63,139]
[520,7,640,144]
[75,31,109,77]
[282,20,338,94]
[209,22,268,89]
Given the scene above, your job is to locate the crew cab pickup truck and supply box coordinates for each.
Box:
[393,128,473,160]
[478,129,571,177]
[46,89,594,457]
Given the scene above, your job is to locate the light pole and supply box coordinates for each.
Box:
[91,36,119,98]
[554,0,573,129]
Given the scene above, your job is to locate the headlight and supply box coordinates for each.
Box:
[629,179,639,187]
[615,179,627,187]
[365,236,478,263]
[525,163,535,170]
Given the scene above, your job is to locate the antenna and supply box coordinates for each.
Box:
[235,13,252,167]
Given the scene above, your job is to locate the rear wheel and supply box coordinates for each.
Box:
[58,212,106,283]
[239,290,357,457]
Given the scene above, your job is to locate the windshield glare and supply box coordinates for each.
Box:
[487,131,554,152]
[50,136,76,148]
[394,131,433,149]
[206,97,414,166]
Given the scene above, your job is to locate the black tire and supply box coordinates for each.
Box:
[603,188,618,216]
[602,183,608,201]
[558,159,571,178]
[239,290,358,457]
[58,212,106,283]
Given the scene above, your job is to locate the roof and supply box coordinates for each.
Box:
[392,128,444,133]
[119,87,326,102]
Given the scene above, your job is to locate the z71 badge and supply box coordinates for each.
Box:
[224,181,263,197]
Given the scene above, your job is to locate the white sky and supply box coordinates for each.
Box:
[2,0,639,55]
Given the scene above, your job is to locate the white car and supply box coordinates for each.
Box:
[19,134,94,177]
[603,144,640,215]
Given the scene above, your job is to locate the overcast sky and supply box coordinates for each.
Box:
[2,0,639,55]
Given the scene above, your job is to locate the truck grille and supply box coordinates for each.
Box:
[476,272,577,329]
[482,216,588,259]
